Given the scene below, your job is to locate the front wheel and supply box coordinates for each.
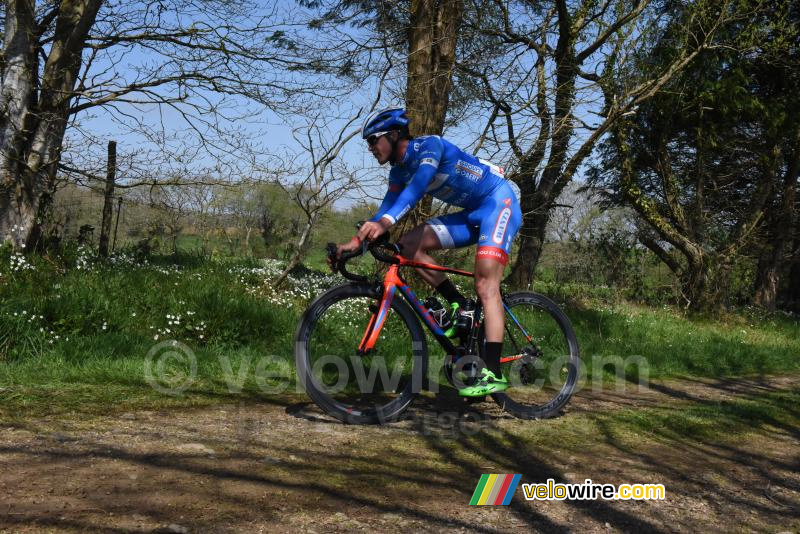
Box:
[484,292,580,419]
[294,283,428,424]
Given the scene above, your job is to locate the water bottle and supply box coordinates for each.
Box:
[424,296,452,329]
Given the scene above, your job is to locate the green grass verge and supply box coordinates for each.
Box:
[509,386,800,453]
[0,248,798,419]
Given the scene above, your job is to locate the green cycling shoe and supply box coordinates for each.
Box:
[458,368,508,397]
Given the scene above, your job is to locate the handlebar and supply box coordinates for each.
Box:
[327,232,402,282]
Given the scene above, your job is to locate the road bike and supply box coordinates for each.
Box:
[294,235,580,424]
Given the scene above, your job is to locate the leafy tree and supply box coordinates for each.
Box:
[589,0,799,310]
[425,0,728,288]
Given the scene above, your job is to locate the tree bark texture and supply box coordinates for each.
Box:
[787,234,800,311]
[507,0,576,288]
[612,119,718,310]
[754,128,800,310]
[397,0,463,235]
[1,0,103,249]
[405,0,463,137]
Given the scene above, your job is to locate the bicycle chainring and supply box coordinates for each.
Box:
[444,352,481,387]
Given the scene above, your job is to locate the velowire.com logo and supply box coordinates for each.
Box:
[469,474,522,506]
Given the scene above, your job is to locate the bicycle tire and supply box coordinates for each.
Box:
[484,291,580,419]
[294,282,428,424]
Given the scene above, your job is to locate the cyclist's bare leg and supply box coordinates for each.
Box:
[474,258,505,343]
[398,223,446,287]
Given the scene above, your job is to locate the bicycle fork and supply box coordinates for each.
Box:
[356,264,446,355]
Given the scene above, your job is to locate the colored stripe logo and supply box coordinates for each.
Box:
[469,474,521,505]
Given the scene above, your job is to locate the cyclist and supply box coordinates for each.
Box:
[334,107,522,397]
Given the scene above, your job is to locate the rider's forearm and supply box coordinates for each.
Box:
[369,184,402,223]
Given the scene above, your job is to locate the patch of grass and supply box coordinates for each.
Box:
[606,388,800,440]
[563,300,800,381]
[492,386,800,455]
[0,251,304,417]
[0,248,798,418]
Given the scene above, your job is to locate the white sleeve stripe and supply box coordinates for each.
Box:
[381,214,396,224]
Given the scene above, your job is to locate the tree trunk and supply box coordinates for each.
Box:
[397,0,463,235]
[244,226,253,258]
[787,239,800,312]
[99,141,117,257]
[611,117,719,311]
[0,0,103,249]
[405,0,463,136]
[274,216,315,288]
[754,128,800,310]
[112,196,122,253]
[506,206,547,289]
[26,183,56,252]
[754,252,780,310]
[681,254,715,311]
[507,0,576,287]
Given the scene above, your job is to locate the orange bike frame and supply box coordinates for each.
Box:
[356,254,529,364]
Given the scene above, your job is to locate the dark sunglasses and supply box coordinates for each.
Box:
[366,131,389,146]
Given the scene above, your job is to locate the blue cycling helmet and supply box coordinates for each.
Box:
[361,107,409,139]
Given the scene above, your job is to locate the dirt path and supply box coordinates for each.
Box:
[1,376,799,533]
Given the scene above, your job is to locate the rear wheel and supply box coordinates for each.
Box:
[294,283,427,424]
[483,292,580,419]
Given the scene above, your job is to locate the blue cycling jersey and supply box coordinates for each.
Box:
[369,135,522,264]
[370,135,508,224]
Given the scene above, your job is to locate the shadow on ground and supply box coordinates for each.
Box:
[0,376,798,533]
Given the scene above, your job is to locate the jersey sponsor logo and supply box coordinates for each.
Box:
[413,142,421,151]
[477,246,509,265]
[492,208,512,245]
[503,197,512,207]
[456,160,484,181]
[420,157,439,167]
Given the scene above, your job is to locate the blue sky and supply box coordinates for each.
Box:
[64,0,625,211]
